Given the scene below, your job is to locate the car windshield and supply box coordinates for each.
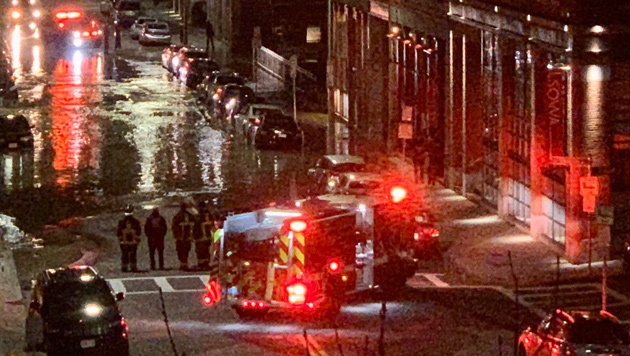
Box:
[569,319,630,345]
[262,115,297,130]
[217,76,245,85]
[148,23,168,30]
[331,162,366,173]
[43,280,116,315]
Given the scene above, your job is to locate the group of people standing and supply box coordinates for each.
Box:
[116,201,223,272]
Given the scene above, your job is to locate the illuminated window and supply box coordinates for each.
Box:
[333,89,349,118]
[306,26,322,43]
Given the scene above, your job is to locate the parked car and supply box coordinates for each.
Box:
[0,114,33,150]
[178,58,219,88]
[234,103,284,139]
[0,47,17,103]
[25,266,129,356]
[333,172,382,195]
[252,112,303,150]
[308,155,367,188]
[130,16,156,40]
[214,84,256,123]
[161,44,187,71]
[138,21,171,46]
[518,309,630,356]
[171,47,207,77]
[203,73,246,105]
[412,210,441,260]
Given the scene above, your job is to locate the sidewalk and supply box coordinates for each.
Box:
[428,187,622,287]
[0,242,26,355]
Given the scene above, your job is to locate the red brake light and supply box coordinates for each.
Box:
[58,22,64,29]
[287,282,307,304]
[254,118,261,125]
[390,186,407,203]
[423,228,439,237]
[91,31,98,37]
[55,12,67,19]
[203,296,212,305]
[67,11,81,19]
[327,258,342,274]
[82,31,90,37]
[289,220,307,233]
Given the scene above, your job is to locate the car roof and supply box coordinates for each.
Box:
[324,155,365,165]
[343,172,381,181]
[38,266,101,287]
[250,104,283,110]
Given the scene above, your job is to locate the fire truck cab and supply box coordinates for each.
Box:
[206,194,417,319]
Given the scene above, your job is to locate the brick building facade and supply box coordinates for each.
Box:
[328,0,630,263]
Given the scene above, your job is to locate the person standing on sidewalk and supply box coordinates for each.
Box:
[172,202,196,271]
[114,13,122,50]
[205,21,215,58]
[194,201,213,270]
[144,207,167,270]
[116,205,141,272]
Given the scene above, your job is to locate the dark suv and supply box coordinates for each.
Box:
[0,114,33,150]
[25,267,129,356]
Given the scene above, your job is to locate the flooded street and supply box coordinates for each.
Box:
[0,23,320,229]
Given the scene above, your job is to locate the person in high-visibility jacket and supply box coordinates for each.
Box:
[116,205,142,272]
[172,201,196,271]
[194,201,213,270]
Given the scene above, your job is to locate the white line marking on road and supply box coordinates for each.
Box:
[154,277,175,292]
[423,273,450,288]
[199,275,209,285]
[109,274,208,282]
[125,289,206,296]
[108,279,127,294]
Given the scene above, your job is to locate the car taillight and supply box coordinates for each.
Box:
[241,300,266,309]
[82,31,90,37]
[254,118,261,125]
[58,22,64,29]
[120,317,128,338]
[67,11,81,19]
[203,296,212,305]
[287,282,307,304]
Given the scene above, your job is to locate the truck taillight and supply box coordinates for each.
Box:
[203,296,212,305]
[287,282,307,304]
[423,228,439,237]
[241,300,266,309]
[327,258,342,274]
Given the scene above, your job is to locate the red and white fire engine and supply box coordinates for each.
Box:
[203,184,420,319]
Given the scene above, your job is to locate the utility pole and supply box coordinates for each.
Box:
[182,0,188,44]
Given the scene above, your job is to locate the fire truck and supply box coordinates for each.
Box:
[203,185,419,319]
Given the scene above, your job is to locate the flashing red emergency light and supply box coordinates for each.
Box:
[241,300,266,309]
[58,22,64,28]
[327,258,343,274]
[203,296,212,305]
[390,186,407,203]
[287,282,307,304]
[289,220,307,233]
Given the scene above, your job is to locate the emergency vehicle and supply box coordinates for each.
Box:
[202,185,419,319]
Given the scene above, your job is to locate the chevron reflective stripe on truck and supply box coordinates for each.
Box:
[279,233,290,264]
[291,231,305,276]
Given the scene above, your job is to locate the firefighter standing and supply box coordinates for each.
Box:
[144,207,167,270]
[194,202,213,270]
[172,202,196,271]
[116,205,142,272]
